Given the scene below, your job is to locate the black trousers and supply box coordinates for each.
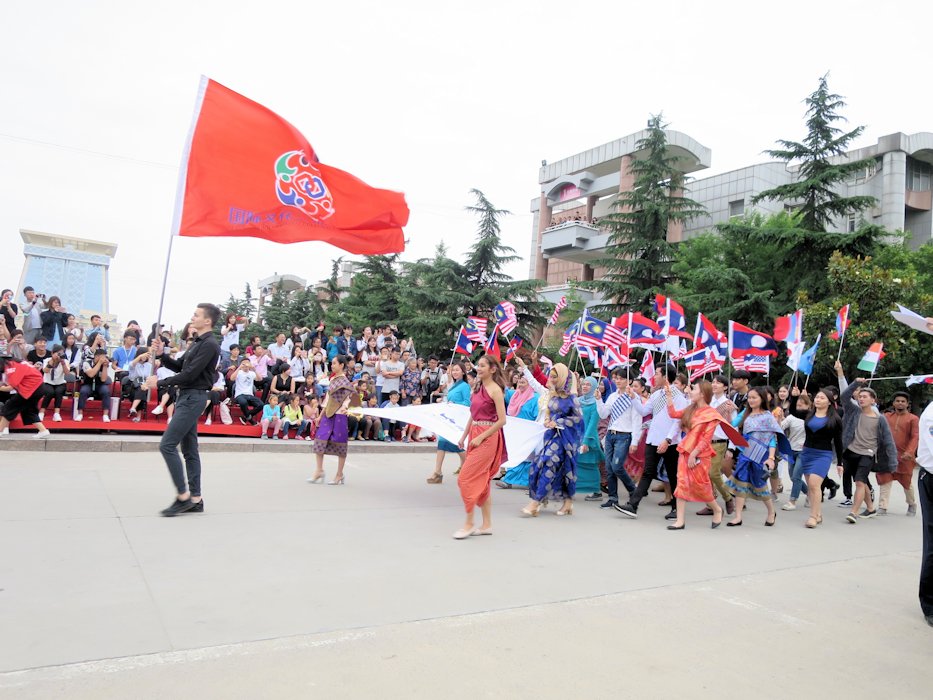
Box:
[627,442,679,512]
[40,383,67,409]
[919,470,933,617]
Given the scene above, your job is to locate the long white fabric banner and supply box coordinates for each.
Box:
[359,403,545,469]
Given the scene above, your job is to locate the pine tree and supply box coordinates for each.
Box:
[260,286,292,342]
[589,115,706,315]
[336,255,402,330]
[752,74,876,231]
[463,189,545,333]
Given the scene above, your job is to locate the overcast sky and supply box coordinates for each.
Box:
[2,0,930,329]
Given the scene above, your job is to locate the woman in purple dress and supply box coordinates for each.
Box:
[308,355,355,485]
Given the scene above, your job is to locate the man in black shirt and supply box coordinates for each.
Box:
[144,303,221,517]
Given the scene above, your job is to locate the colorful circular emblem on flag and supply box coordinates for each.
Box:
[274,151,335,221]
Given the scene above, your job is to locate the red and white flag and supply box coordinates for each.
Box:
[639,351,655,387]
[548,296,568,325]
[174,78,408,254]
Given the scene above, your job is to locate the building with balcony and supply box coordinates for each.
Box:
[530,130,933,298]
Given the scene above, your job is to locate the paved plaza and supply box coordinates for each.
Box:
[0,446,929,699]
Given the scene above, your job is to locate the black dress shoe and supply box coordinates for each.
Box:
[711,519,722,529]
[664,510,677,520]
[189,499,204,513]
[161,498,195,517]
[666,524,685,530]
[925,615,933,628]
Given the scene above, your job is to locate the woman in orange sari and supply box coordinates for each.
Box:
[665,380,732,530]
[454,355,508,540]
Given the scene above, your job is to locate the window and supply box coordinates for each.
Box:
[847,214,857,233]
[846,160,877,185]
[907,159,932,192]
[728,199,745,218]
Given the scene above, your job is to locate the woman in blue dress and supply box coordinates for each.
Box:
[523,363,583,517]
[576,377,604,497]
[427,362,470,484]
[726,387,791,527]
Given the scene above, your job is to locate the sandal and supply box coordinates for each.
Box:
[805,516,818,528]
[426,473,443,484]
[658,500,673,507]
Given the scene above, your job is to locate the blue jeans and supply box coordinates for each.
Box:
[789,451,809,501]
[604,431,637,502]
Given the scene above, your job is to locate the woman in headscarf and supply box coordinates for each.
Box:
[576,377,604,499]
[522,363,582,517]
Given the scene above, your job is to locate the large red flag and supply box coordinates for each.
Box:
[173,78,409,254]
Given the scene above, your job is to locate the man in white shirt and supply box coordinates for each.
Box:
[616,365,687,521]
[917,400,933,626]
[231,358,263,425]
[267,333,291,362]
[380,347,405,396]
[596,370,643,508]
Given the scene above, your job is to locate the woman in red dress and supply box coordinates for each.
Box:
[454,355,508,540]
[665,380,735,530]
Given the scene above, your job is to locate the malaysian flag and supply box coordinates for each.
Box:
[548,296,568,325]
[493,301,518,335]
[577,310,627,348]
[464,316,488,343]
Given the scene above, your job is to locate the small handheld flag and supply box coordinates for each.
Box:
[906,374,933,386]
[464,317,488,343]
[773,309,803,345]
[505,335,524,362]
[484,322,501,360]
[797,334,821,376]
[548,296,568,325]
[857,342,885,373]
[493,302,518,335]
[454,327,473,356]
[831,305,851,341]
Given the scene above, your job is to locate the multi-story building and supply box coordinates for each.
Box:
[530,130,933,303]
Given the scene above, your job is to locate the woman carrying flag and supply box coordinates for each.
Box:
[521,363,583,517]
[426,362,470,484]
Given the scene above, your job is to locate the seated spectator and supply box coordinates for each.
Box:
[26,337,51,367]
[231,358,263,425]
[310,351,329,397]
[289,325,312,351]
[380,390,405,442]
[289,346,310,386]
[244,335,262,355]
[220,343,242,375]
[403,394,423,442]
[335,324,355,357]
[125,350,153,421]
[203,371,225,426]
[326,329,341,361]
[151,358,177,419]
[270,364,295,399]
[83,331,108,366]
[77,348,112,422]
[85,314,110,345]
[38,344,68,423]
[380,346,404,403]
[111,331,139,385]
[250,345,276,401]
[267,332,291,364]
[359,395,380,440]
[64,314,85,348]
[280,393,309,440]
[6,330,32,361]
[60,334,82,377]
[260,394,282,439]
[355,326,373,359]
[145,322,166,347]
[124,320,142,345]
[303,396,321,439]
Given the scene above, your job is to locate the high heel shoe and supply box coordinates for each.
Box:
[711,517,723,529]
[328,475,345,485]
[521,503,541,517]
[765,512,777,527]
[556,504,574,516]
[307,474,324,484]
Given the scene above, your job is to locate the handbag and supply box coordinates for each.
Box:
[218,400,233,425]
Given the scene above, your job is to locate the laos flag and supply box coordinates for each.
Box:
[173,78,409,255]
[728,321,778,358]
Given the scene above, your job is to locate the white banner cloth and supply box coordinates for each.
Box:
[359,403,545,469]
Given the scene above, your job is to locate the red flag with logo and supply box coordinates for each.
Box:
[173,78,408,255]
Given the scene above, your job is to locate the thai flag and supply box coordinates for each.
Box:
[484,322,501,360]
[831,304,851,341]
[505,335,523,362]
[639,351,655,386]
[453,327,473,356]
[615,312,664,348]
[464,316,488,343]
[728,321,778,358]
[578,344,603,370]
[559,320,579,356]
[548,296,568,325]
[773,309,803,344]
[493,301,518,335]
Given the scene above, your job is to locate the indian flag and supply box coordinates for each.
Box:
[856,342,885,373]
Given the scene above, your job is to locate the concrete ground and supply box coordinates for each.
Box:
[0,449,928,699]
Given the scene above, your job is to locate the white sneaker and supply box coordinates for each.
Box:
[166,416,172,425]
[38,411,45,422]
[152,405,164,415]
[34,430,51,439]
[53,412,62,422]
[781,502,797,511]
[205,417,212,426]
[74,413,83,422]
[102,414,110,423]
[0,428,9,437]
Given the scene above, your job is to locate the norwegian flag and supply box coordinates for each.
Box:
[639,351,656,386]
[505,335,524,362]
[548,296,568,325]
[484,322,501,360]
[831,304,851,341]
[463,316,488,343]
[773,309,804,345]
[493,301,518,335]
